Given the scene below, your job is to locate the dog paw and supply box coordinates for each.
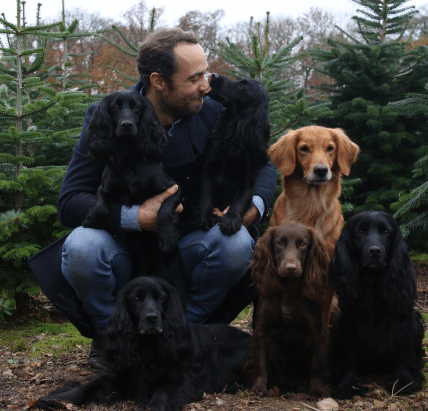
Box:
[250,381,268,397]
[159,240,178,254]
[218,218,241,236]
[200,215,217,231]
[35,398,64,410]
[332,383,365,400]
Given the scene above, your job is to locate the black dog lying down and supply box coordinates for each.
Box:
[82,90,182,281]
[329,211,425,399]
[36,277,251,411]
[199,73,270,235]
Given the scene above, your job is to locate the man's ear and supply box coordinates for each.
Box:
[150,72,167,91]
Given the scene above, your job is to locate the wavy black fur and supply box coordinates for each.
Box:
[36,277,251,411]
[329,211,425,399]
[81,90,184,290]
[200,74,270,235]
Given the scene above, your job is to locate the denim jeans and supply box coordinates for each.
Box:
[61,225,254,331]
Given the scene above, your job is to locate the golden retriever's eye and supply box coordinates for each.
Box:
[327,145,334,152]
[300,146,309,153]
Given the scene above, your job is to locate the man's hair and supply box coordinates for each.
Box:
[137,28,199,90]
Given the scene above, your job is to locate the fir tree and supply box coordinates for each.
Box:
[214,12,330,142]
[0,0,89,314]
[390,83,428,250]
[311,0,428,216]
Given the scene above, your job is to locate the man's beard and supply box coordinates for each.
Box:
[160,92,204,118]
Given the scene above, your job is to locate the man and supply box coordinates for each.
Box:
[29,28,277,369]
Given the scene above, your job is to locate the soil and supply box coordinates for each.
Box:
[1,261,428,411]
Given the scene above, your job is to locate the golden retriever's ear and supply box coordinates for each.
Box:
[331,128,360,176]
[268,130,299,176]
[250,228,277,295]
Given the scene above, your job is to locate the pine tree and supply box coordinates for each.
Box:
[0,0,89,314]
[390,83,428,250]
[311,0,428,216]
[214,12,330,143]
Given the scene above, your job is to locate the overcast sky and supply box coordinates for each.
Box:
[2,0,428,28]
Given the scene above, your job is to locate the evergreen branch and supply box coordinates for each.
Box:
[94,34,137,57]
[107,65,139,82]
[111,25,139,52]
[0,18,17,31]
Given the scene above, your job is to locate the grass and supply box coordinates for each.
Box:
[0,317,91,363]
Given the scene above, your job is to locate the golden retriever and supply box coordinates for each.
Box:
[268,126,359,323]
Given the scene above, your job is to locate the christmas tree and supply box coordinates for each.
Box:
[312,0,428,216]
[0,0,89,314]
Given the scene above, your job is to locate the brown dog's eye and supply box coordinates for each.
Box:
[299,242,307,248]
[275,241,284,248]
[300,146,309,153]
[327,146,334,152]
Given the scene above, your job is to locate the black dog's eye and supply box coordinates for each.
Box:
[357,230,365,235]
[133,105,140,111]
[300,146,309,153]
[132,297,139,302]
[112,105,119,111]
[327,146,334,152]
[383,230,390,236]
[158,295,165,302]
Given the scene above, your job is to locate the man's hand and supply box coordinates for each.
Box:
[212,204,260,228]
[138,185,183,232]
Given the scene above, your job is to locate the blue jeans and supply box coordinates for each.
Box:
[61,225,254,331]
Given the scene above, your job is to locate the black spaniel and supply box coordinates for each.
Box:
[329,211,425,399]
[36,276,251,411]
[199,74,270,235]
[82,91,183,289]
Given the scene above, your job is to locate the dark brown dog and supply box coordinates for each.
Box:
[245,222,330,397]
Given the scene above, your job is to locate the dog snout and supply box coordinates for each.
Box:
[145,312,159,323]
[313,165,328,178]
[368,246,382,257]
[139,310,163,334]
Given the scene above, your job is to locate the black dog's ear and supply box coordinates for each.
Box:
[383,224,416,311]
[138,97,164,161]
[86,97,116,160]
[329,224,360,304]
[106,287,140,369]
[159,281,193,363]
[236,88,270,143]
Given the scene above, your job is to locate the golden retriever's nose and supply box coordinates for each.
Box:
[314,165,328,178]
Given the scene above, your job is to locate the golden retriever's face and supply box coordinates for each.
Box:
[296,128,337,184]
[268,126,359,181]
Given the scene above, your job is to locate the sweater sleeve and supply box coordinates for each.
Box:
[57,103,123,238]
[252,160,278,223]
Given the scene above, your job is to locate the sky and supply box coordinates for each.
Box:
[1,0,428,28]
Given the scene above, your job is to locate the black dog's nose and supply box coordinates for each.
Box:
[120,119,134,129]
[369,246,382,257]
[145,313,158,323]
[211,73,218,79]
[314,165,328,177]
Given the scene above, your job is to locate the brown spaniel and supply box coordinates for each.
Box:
[245,222,330,397]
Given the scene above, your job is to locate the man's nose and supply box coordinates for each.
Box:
[200,74,211,94]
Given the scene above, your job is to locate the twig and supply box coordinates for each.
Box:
[301,402,319,411]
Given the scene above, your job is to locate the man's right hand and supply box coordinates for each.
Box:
[138,185,183,232]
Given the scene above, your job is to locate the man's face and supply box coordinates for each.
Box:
[160,43,211,118]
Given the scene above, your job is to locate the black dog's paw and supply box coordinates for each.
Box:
[159,239,178,254]
[332,383,366,400]
[158,229,180,254]
[82,211,106,229]
[218,215,242,236]
[200,213,218,231]
[36,398,66,410]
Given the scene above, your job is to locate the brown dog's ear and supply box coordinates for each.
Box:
[331,128,360,176]
[268,129,299,176]
[303,228,330,302]
[250,228,278,295]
